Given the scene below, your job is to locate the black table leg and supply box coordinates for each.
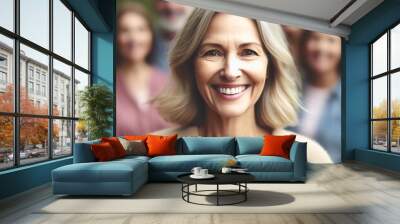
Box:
[216,184,219,206]
[195,184,197,192]
[245,183,247,201]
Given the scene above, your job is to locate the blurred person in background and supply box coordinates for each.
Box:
[290,31,342,163]
[116,3,171,135]
[282,25,303,66]
[153,0,193,72]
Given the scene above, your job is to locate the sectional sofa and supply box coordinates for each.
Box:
[52,137,307,196]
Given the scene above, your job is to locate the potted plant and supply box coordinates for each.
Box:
[79,84,113,140]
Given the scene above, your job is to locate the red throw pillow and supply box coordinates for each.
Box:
[259,135,296,159]
[146,134,177,157]
[101,137,126,158]
[91,142,117,161]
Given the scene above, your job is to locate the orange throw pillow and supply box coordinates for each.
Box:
[101,137,126,158]
[124,135,147,141]
[91,142,117,161]
[259,135,296,159]
[146,134,177,157]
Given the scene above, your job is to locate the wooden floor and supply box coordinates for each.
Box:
[1,162,400,224]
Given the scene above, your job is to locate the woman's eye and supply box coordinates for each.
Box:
[241,49,258,56]
[203,49,223,57]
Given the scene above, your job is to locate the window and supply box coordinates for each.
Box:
[0,0,91,170]
[42,85,46,97]
[0,71,6,85]
[20,0,49,49]
[74,18,90,70]
[370,23,400,154]
[35,83,40,95]
[0,54,7,67]
[53,0,72,60]
[53,59,72,117]
[0,0,14,32]
[28,81,34,94]
[0,35,13,112]
[28,67,34,80]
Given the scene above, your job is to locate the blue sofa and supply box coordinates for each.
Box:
[52,137,307,196]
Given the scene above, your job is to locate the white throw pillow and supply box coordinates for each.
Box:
[118,137,147,156]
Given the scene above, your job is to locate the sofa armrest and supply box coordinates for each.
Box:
[289,141,307,181]
[73,140,100,163]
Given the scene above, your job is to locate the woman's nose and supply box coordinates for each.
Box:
[221,54,241,81]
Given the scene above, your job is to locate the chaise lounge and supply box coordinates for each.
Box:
[52,137,307,196]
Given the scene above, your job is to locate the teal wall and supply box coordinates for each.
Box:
[344,0,400,171]
[0,158,72,199]
[0,0,115,200]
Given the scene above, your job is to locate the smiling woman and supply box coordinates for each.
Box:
[154,9,300,137]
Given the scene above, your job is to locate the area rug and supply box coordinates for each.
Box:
[37,183,361,214]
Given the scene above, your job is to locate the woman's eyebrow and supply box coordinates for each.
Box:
[199,43,223,48]
[200,42,263,48]
[239,42,263,48]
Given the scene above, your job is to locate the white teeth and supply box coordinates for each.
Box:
[217,86,246,95]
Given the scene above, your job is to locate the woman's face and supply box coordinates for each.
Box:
[304,32,341,75]
[194,13,268,118]
[117,12,153,63]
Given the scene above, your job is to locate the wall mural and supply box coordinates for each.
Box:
[115,0,342,163]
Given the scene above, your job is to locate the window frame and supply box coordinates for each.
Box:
[370,20,400,154]
[0,0,92,171]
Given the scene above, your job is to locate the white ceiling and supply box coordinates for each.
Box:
[227,0,353,23]
[169,0,384,38]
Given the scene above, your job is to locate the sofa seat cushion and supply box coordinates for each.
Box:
[236,155,293,172]
[149,154,235,172]
[53,159,147,183]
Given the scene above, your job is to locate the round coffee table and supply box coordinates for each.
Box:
[177,173,255,206]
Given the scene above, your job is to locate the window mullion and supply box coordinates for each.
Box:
[71,11,76,155]
[48,0,54,160]
[388,30,391,153]
[13,0,21,167]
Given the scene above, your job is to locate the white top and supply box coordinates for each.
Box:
[299,85,331,138]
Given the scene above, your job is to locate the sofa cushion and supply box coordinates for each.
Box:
[52,158,147,183]
[236,155,293,172]
[147,135,177,157]
[235,137,263,155]
[91,142,118,161]
[73,140,100,163]
[259,135,296,159]
[149,154,235,172]
[101,137,127,158]
[180,137,235,155]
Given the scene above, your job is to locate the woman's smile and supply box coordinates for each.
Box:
[211,84,250,100]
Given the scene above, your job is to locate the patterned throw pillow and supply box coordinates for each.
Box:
[118,137,147,156]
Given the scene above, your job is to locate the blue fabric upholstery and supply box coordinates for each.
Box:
[148,154,234,181]
[180,137,235,155]
[236,155,293,172]
[290,142,307,181]
[149,154,234,172]
[52,157,148,195]
[235,137,263,155]
[73,140,100,163]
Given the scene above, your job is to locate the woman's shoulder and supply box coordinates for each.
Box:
[274,129,334,164]
[151,126,199,137]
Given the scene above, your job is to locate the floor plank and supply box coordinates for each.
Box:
[1,162,400,224]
